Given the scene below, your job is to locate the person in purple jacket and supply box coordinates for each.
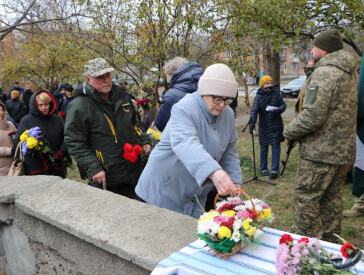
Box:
[154,57,203,132]
[136,64,243,218]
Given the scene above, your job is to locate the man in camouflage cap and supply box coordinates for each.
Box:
[283,29,358,242]
[65,57,151,199]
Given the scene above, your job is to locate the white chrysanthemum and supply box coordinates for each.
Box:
[252,198,263,205]
[197,219,213,235]
[230,230,241,242]
[268,216,275,223]
[244,201,253,210]
[233,204,246,211]
[198,212,210,220]
[233,219,242,230]
[253,229,264,239]
[254,205,263,212]
[209,222,220,236]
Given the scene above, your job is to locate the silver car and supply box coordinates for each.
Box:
[281,77,306,98]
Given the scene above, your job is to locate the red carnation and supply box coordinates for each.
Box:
[123,143,140,163]
[133,144,142,155]
[341,242,355,258]
[124,143,133,152]
[248,209,257,219]
[221,217,236,229]
[217,203,234,213]
[298,237,309,246]
[59,111,65,118]
[279,234,293,245]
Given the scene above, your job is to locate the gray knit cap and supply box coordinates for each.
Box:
[198,64,238,98]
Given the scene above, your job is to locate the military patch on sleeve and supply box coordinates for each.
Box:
[304,86,319,105]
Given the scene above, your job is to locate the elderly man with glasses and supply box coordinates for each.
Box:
[65,58,151,199]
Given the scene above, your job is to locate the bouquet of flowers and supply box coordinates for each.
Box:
[146,128,161,148]
[123,143,142,163]
[20,127,74,169]
[197,194,274,258]
[20,127,55,161]
[276,234,363,274]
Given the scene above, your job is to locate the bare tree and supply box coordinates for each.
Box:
[0,0,81,41]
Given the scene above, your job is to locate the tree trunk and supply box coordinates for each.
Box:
[263,43,281,91]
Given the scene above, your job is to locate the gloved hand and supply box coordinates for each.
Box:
[55,150,64,160]
[249,125,255,134]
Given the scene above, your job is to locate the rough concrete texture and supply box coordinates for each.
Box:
[20,213,149,275]
[0,176,198,272]
[0,223,37,275]
[0,176,62,204]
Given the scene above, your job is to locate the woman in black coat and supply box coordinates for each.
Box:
[249,75,286,180]
[14,90,67,178]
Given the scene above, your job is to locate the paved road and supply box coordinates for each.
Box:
[235,98,296,128]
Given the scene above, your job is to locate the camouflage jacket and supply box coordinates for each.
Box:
[284,50,358,165]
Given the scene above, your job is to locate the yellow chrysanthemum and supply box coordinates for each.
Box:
[26,137,38,149]
[20,131,29,142]
[242,218,253,230]
[257,212,264,222]
[198,210,219,222]
[217,226,231,240]
[262,209,272,219]
[153,132,161,141]
[222,210,236,217]
[245,226,256,236]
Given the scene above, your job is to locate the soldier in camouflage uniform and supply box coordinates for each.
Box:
[283,29,358,242]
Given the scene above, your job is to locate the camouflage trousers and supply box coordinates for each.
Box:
[353,193,364,211]
[294,157,347,242]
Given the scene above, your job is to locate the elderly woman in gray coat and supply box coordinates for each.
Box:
[135,64,243,218]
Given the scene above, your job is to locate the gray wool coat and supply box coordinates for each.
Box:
[135,91,242,218]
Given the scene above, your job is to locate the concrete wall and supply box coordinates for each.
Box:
[0,176,197,275]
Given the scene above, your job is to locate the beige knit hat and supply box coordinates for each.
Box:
[198,64,238,98]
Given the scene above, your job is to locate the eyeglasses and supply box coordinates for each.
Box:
[212,96,234,105]
[37,103,49,108]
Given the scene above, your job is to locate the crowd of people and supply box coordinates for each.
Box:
[1,28,363,245]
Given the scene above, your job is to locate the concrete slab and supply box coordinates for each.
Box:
[0,176,62,204]
[15,179,198,271]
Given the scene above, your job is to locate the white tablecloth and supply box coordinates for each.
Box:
[152,227,364,275]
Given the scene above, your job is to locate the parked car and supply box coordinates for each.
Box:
[281,77,306,97]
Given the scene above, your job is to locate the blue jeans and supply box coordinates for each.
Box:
[260,144,281,174]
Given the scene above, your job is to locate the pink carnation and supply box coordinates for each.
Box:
[230,199,244,206]
[261,203,270,209]
[213,215,229,225]
[236,210,249,219]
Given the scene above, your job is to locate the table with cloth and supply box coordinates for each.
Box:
[152,227,364,275]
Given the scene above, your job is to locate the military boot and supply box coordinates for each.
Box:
[343,208,364,217]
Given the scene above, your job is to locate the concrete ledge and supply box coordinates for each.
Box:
[0,176,197,273]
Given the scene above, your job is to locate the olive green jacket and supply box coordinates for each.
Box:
[284,50,358,165]
[65,83,150,187]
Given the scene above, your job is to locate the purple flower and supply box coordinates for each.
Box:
[307,238,321,253]
[28,127,41,138]
[21,141,28,155]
